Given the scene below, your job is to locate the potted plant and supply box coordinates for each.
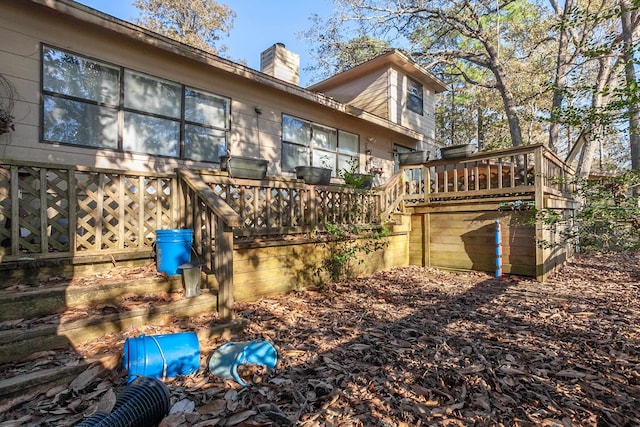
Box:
[220,107,269,179]
[338,158,373,189]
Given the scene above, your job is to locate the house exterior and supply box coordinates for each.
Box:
[0,0,576,287]
[0,0,448,182]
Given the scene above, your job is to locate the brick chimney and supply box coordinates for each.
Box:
[260,43,300,86]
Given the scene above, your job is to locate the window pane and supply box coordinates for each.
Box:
[283,115,311,146]
[313,150,336,173]
[124,70,181,118]
[407,78,424,115]
[338,155,359,172]
[312,124,337,151]
[338,130,359,154]
[43,47,120,104]
[282,142,308,171]
[185,88,229,128]
[185,125,225,162]
[43,96,118,148]
[124,112,179,156]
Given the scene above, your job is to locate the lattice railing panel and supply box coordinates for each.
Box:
[17,167,42,253]
[100,174,121,250]
[76,172,101,251]
[45,168,71,252]
[0,161,175,261]
[206,180,312,232]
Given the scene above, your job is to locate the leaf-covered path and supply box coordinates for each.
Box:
[1,252,639,426]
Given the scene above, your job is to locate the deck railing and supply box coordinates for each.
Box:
[401,143,575,206]
[192,169,401,238]
[0,160,401,264]
[2,146,574,266]
[0,160,175,263]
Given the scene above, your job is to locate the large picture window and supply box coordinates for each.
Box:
[407,77,424,115]
[282,114,359,174]
[41,45,230,162]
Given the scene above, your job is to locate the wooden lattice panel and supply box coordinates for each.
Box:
[45,168,70,252]
[75,172,101,251]
[123,176,142,248]
[17,167,42,253]
[156,178,173,233]
[240,185,258,228]
[100,174,121,250]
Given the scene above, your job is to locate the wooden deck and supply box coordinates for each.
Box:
[401,144,579,280]
[0,144,578,314]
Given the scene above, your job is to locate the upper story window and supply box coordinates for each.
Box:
[406,77,424,115]
[41,45,230,162]
[281,114,359,174]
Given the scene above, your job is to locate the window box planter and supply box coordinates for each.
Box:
[295,166,332,185]
[398,151,430,165]
[440,143,477,159]
[220,155,268,179]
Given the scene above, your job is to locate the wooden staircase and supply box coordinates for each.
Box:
[0,260,245,405]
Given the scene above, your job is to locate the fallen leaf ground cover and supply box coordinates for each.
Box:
[1,252,639,426]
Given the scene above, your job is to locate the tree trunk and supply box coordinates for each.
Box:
[487,49,524,147]
[620,0,640,174]
[577,57,613,177]
[548,0,572,153]
[477,104,484,150]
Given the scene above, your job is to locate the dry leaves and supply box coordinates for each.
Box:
[1,252,639,426]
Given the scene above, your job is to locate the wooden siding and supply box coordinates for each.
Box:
[0,1,418,181]
[411,209,537,277]
[313,67,390,120]
[392,66,437,143]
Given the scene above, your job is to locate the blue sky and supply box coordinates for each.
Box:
[77,0,335,86]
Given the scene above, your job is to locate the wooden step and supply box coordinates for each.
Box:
[0,275,183,321]
[0,290,222,365]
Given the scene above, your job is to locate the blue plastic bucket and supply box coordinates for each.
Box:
[156,229,193,275]
[122,332,200,382]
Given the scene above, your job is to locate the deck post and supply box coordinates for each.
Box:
[215,214,234,320]
[534,146,545,280]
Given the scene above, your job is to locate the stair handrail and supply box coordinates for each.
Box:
[176,168,241,320]
[377,170,405,220]
[176,169,243,228]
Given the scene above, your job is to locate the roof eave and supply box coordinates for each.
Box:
[308,49,449,94]
[28,0,426,141]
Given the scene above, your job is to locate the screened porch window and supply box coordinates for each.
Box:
[41,45,230,162]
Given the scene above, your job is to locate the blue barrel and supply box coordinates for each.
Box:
[122,332,200,382]
[156,229,193,275]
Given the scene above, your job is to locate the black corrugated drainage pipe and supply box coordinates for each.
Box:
[74,376,170,427]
